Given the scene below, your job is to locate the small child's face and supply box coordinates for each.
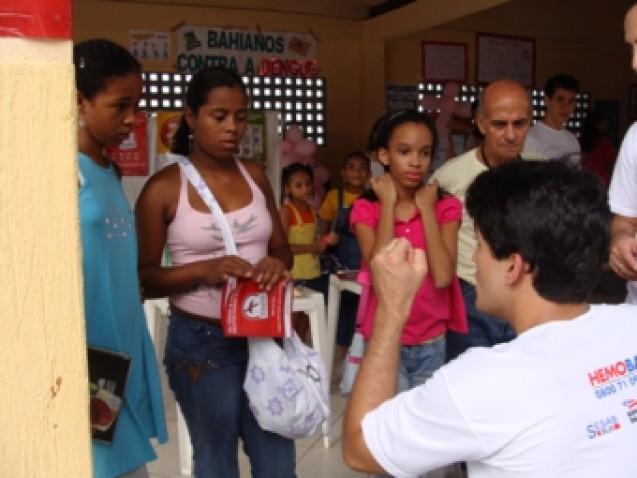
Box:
[342,157,370,189]
[286,171,313,201]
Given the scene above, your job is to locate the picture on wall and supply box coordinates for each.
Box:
[477,33,535,87]
[421,41,467,83]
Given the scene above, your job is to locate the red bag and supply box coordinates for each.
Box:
[221,278,293,338]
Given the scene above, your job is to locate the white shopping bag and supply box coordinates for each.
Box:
[244,334,329,439]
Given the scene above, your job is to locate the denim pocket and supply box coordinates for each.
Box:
[164,315,208,364]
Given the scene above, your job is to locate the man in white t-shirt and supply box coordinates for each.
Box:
[524,74,581,167]
[608,3,637,304]
[343,161,637,477]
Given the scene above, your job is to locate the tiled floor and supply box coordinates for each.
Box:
[146,322,462,478]
[148,384,462,478]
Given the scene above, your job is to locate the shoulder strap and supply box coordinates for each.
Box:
[285,202,304,225]
[172,154,237,255]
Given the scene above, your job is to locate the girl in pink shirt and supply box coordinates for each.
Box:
[351,110,467,392]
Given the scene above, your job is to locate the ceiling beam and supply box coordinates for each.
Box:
[106,0,371,20]
[364,0,511,40]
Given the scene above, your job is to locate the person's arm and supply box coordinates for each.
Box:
[415,182,459,288]
[135,166,254,299]
[609,214,637,281]
[366,174,397,261]
[343,238,428,473]
[244,161,293,289]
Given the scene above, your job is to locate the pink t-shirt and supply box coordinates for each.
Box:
[350,196,467,345]
[167,160,272,318]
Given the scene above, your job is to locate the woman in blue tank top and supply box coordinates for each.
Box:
[75,39,167,478]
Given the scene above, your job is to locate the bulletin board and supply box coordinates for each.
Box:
[422,41,467,83]
[476,33,535,87]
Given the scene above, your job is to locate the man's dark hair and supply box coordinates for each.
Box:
[466,160,610,303]
[544,74,579,97]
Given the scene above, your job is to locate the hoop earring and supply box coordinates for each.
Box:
[188,131,193,150]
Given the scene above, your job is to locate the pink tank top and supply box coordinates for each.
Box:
[167,160,272,318]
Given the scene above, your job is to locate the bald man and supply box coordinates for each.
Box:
[608,3,637,304]
[431,79,532,361]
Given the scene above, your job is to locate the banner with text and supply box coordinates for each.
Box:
[175,24,317,75]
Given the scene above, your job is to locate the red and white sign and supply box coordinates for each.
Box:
[0,0,72,39]
[105,112,149,176]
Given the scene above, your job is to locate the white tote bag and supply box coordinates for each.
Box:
[244,334,330,439]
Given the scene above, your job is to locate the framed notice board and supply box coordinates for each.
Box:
[421,41,468,83]
[477,33,535,87]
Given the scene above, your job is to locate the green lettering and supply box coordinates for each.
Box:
[265,36,275,53]
[245,57,255,75]
[218,31,228,49]
[275,36,285,54]
[208,30,218,48]
[255,34,265,52]
[243,33,253,51]
[228,32,240,50]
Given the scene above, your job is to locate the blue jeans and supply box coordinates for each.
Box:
[373,336,445,478]
[445,279,516,362]
[398,336,445,392]
[164,312,296,478]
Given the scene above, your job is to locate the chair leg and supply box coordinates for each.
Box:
[177,403,193,476]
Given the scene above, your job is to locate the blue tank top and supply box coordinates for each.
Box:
[79,153,167,477]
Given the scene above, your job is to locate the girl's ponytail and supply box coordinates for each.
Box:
[171,116,191,155]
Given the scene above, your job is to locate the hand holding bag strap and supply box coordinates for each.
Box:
[172,153,238,255]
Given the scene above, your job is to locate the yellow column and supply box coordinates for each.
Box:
[0,38,92,477]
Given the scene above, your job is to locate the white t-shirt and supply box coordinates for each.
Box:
[362,304,637,478]
[524,122,581,168]
[609,122,637,305]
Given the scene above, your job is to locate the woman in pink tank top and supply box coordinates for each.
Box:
[135,66,295,477]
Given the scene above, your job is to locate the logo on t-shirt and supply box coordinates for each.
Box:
[586,415,621,439]
[622,399,637,424]
[587,355,637,399]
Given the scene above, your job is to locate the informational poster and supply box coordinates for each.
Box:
[175,24,317,75]
[105,112,149,176]
[129,30,170,62]
[422,42,467,82]
[477,33,535,87]
[239,111,266,163]
[385,85,418,111]
[0,0,71,38]
[156,111,182,154]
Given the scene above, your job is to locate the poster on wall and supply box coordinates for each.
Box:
[175,24,317,75]
[422,42,467,83]
[105,112,149,176]
[239,111,266,163]
[156,111,182,154]
[385,85,418,111]
[129,30,170,62]
[477,33,535,87]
